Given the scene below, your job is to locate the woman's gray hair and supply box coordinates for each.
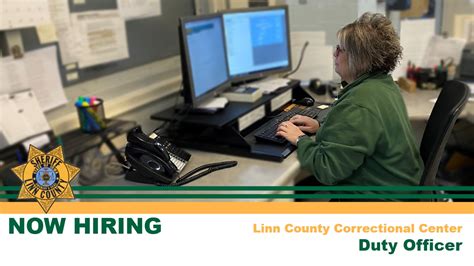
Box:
[337,12,402,78]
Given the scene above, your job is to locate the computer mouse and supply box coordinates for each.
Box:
[295,97,315,107]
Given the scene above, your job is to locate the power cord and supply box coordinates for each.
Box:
[172,161,238,186]
[283,41,309,78]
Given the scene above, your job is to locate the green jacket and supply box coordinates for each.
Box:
[297,72,423,192]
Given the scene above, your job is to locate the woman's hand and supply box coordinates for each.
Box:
[289,115,320,134]
[276,121,305,145]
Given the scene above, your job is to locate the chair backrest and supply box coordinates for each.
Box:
[419,80,470,186]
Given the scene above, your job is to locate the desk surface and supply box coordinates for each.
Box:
[84,88,473,201]
[97,149,301,187]
[86,150,301,201]
[314,88,473,121]
[402,89,473,122]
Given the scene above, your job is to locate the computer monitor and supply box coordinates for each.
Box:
[179,14,231,108]
[223,6,292,82]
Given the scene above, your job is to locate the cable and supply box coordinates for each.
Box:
[174,82,184,109]
[283,41,309,78]
[174,160,238,186]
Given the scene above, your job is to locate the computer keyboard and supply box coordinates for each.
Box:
[253,106,321,144]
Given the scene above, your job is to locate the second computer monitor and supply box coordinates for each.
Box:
[223,6,291,82]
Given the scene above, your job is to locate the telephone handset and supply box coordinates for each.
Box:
[127,126,175,167]
[125,126,237,186]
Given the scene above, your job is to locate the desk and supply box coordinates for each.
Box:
[79,88,474,201]
[0,120,136,194]
[401,89,474,122]
[100,150,299,187]
[84,97,305,201]
[311,88,473,121]
[76,147,301,202]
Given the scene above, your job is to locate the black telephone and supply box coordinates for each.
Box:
[124,126,237,186]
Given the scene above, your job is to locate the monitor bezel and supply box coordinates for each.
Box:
[222,5,292,83]
[179,13,231,108]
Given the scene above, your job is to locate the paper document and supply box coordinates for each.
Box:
[198,97,228,110]
[0,91,51,149]
[23,46,68,111]
[392,19,435,79]
[421,36,467,68]
[22,134,51,151]
[71,10,129,68]
[118,0,162,21]
[0,0,51,30]
[48,0,79,64]
[249,78,290,94]
[0,57,30,95]
[290,45,334,81]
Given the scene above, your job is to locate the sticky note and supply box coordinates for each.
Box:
[66,72,79,81]
[36,24,58,44]
[65,63,77,71]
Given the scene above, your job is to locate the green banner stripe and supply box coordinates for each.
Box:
[0,186,474,192]
[1,194,473,199]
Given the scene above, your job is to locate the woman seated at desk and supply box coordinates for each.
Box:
[276,13,423,198]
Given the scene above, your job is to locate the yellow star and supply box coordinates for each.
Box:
[11,145,80,213]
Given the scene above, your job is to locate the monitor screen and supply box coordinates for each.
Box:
[223,7,291,81]
[181,15,230,104]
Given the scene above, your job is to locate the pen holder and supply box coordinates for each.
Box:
[76,98,107,133]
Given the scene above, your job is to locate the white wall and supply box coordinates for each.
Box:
[286,0,366,45]
[46,57,182,135]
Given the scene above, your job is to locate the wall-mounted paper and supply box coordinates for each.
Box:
[48,0,80,65]
[65,63,77,71]
[0,0,52,30]
[23,46,68,111]
[0,91,51,149]
[118,0,162,21]
[421,36,467,68]
[0,57,30,95]
[36,23,58,44]
[66,72,79,81]
[392,18,435,80]
[71,10,129,68]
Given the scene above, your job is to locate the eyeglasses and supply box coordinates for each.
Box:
[334,44,345,57]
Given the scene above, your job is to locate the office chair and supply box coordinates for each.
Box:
[418,80,470,192]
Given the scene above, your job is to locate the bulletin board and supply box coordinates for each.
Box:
[19,0,195,86]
